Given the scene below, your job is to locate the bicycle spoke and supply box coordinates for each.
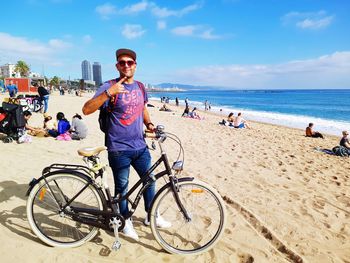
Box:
[28,173,103,246]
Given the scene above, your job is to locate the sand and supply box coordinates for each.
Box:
[0,92,349,263]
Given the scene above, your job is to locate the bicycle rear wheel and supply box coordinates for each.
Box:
[150,179,226,255]
[26,172,104,247]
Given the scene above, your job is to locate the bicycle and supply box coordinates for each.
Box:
[26,125,226,255]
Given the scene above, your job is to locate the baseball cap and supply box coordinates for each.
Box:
[116,48,136,61]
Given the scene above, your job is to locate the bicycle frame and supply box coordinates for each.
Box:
[26,147,192,231]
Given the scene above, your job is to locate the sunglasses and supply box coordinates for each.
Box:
[117,60,136,67]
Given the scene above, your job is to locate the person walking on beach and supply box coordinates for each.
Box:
[175,97,179,106]
[204,100,208,111]
[82,48,170,241]
[6,80,18,98]
[35,83,50,113]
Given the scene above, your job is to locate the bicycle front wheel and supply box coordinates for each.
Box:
[150,179,226,255]
[26,172,104,247]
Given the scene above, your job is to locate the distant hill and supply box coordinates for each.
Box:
[154,83,228,90]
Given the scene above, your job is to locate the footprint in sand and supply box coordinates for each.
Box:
[336,195,350,207]
[237,253,255,263]
[313,199,325,209]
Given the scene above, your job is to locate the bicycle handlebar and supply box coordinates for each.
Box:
[144,124,166,139]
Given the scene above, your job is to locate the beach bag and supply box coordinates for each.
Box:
[98,81,145,133]
[18,132,32,144]
[332,146,349,157]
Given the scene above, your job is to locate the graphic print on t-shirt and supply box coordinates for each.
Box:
[119,88,144,126]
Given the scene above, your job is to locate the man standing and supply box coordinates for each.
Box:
[6,80,18,97]
[82,48,170,241]
[36,83,50,113]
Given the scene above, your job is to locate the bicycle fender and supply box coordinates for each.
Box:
[147,177,194,220]
[25,170,94,196]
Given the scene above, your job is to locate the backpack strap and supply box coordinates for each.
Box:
[136,81,146,103]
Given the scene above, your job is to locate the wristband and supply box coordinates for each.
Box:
[105,89,112,98]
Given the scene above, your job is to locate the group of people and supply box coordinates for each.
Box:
[220,112,251,129]
[182,106,202,119]
[305,123,350,155]
[22,111,88,142]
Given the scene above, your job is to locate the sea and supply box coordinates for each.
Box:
[149,89,350,136]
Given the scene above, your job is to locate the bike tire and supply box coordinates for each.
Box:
[150,179,226,255]
[26,172,104,247]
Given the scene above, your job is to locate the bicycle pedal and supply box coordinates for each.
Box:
[112,240,121,251]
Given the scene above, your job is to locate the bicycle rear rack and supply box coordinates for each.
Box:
[42,163,94,177]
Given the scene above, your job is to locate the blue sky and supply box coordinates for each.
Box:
[0,0,349,89]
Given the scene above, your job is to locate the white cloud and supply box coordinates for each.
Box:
[171,25,197,36]
[96,1,201,18]
[157,20,166,30]
[171,25,222,39]
[95,3,117,19]
[120,1,149,14]
[151,2,202,18]
[282,10,334,30]
[296,16,333,29]
[49,39,72,49]
[172,51,350,88]
[82,35,92,44]
[0,32,72,61]
[121,24,146,39]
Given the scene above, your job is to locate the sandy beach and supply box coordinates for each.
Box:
[0,92,349,263]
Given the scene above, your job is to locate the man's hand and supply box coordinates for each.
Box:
[108,76,129,96]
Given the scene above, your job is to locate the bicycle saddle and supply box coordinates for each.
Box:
[77,146,107,157]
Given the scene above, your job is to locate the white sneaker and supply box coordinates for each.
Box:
[144,215,172,228]
[122,219,139,241]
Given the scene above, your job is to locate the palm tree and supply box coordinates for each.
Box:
[14,60,30,77]
[49,76,60,87]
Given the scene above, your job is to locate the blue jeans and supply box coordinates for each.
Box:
[41,95,49,113]
[108,147,155,217]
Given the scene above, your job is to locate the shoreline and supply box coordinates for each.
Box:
[149,96,349,137]
[150,98,342,139]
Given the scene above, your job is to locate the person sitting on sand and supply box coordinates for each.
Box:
[159,103,172,112]
[305,123,324,139]
[23,110,45,136]
[70,113,88,140]
[43,112,56,130]
[47,112,71,138]
[219,112,235,126]
[340,131,350,149]
[190,107,200,119]
[227,112,235,124]
[234,112,250,129]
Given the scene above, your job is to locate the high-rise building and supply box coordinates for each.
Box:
[81,60,92,81]
[92,62,102,87]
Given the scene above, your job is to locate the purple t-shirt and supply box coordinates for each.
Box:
[94,79,148,151]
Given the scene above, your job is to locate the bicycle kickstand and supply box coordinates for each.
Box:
[110,217,122,251]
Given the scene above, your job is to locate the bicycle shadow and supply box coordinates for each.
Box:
[0,180,163,254]
[0,180,43,244]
